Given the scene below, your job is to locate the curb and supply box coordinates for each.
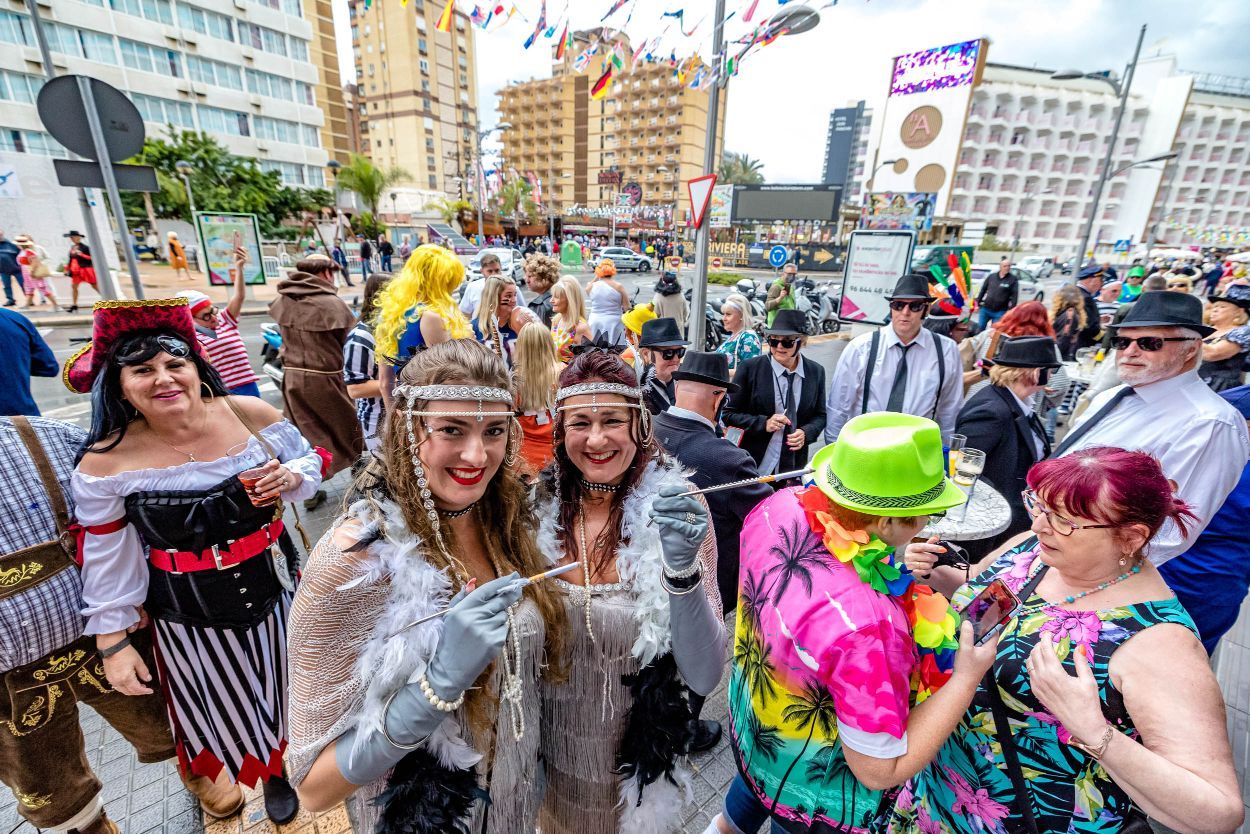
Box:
[26,306,278,329]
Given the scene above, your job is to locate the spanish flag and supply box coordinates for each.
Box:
[590,65,613,99]
[436,0,455,32]
[555,22,569,59]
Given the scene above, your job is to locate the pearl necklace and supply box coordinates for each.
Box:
[499,605,525,741]
[576,511,599,646]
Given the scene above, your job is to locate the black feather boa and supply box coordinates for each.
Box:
[615,652,694,805]
[373,748,488,834]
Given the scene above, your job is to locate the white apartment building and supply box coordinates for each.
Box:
[942,56,1250,258]
[0,0,327,188]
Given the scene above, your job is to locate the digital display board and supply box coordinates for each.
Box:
[890,39,982,97]
[732,184,842,222]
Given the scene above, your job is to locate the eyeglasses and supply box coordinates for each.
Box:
[1108,336,1198,352]
[767,337,799,349]
[1021,489,1116,536]
[195,306,218,320]
[657,347,686,361]
[889,300,928,313]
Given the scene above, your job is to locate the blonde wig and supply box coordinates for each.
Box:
[374,244,472,359]
[721,292,755,330]
[551,277,587,330]
[513,322,561,414]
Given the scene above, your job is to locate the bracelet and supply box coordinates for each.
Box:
[380,688,424,750]
[418,674,465,713]
[663,572,702,595]
[99,635,132,659]
[661,557,701,580]
[1068,724,1115,760]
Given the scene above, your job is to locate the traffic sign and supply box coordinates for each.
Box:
[53,159,158,191]
[1114,238,1132,253]
[687,174,717,228]
[37,76,145,162]
[769,245,789,268]
[711,257,722,269]
[667,256,682,270]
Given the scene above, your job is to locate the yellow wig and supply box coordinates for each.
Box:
[374,244,472,358]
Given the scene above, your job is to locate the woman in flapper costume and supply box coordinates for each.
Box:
[286,339,568,833]
[535,349,728,833]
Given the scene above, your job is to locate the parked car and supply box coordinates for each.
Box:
[967,264,1046,304]
[589,246,652,272]
[1017,255,1056,279]
[468,247,525,283]
[911,244,975,277]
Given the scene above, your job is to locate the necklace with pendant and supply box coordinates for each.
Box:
[150,401,211,462]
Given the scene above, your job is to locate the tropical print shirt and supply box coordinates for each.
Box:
[885,538,1197,834]
[717,329,763,371]
[729,487,917,833]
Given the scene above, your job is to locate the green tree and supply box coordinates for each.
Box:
[718,151,765,185]
[771,678,839,814]
[496,176,538,224]
[428,196,472,225]
[336,153,411,216]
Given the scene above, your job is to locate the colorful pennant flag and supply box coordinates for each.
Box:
[590,65,613,99]
[600,0,631,20]
[555,21,570,59]
[436,0,455,32]
[469,4,487,24]
[573,50,591,72]
[522,0,546,48]
[743,0,760,22]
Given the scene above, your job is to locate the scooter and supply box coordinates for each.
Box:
[797,280,842,334]
[260,322,283,385]
[733,278,768,337]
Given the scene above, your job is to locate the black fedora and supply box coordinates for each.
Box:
[63,230,84,238]
[989,335,1062,369]
[672,351,739,392]
[639,317,690,348]
[1108,290,1214,337]
[765,308,808,337]
[885,272,935,301]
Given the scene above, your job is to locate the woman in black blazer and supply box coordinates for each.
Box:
[955,336,1060,556]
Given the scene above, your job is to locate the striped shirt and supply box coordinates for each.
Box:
[196,309,257,389]
[344,320,384,451]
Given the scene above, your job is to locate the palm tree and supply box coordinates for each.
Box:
[336,153,411,216]
[739,569,769,638]
[718,151,765,185]
[763,521,829,604]
[427,196,471,225]
[742,710,784,774]
[805,741,857,823]
[771,677,839,814]
[497,176,538,224]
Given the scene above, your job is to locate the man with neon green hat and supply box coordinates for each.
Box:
[710,412,998,834]
[1117,266,1146,303]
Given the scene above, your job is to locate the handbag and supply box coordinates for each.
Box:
[30,257,50,279]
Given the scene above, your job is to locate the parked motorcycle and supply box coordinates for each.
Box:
[794,279,842,334]
[733,278,768,337]
[260,322,284,385]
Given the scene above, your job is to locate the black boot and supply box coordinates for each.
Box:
[263,773,300,824]
[686,690,722,754]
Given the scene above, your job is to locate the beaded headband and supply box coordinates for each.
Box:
[397,383,515,420]
[555,382,644,413]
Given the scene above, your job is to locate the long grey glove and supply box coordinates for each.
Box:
[335,573,525,785]
[649,485,708,572]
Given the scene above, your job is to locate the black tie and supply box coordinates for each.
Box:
[1029,412,1050,459]
[781,370,798,428]
[1052,386,1136,457]
[886,343,915,412]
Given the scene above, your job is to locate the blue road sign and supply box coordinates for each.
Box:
[769,245,789,268]
[1113,238,1131,253]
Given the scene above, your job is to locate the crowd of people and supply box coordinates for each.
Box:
[2,241,1249,834]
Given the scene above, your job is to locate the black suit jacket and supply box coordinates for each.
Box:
[956,385,1051,551]
[722,354,827,472]
[653,410,772,611]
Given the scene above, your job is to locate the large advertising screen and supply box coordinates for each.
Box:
[861,192,937,231]
[732,184,842,222]
[890,39,982,97]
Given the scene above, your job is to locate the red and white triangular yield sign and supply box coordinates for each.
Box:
[687,174,717,228]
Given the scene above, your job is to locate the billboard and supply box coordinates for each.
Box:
[861,192,937,231]
[838,230,915,323]
[822,104,862,186]
[890,39,983,97]
[709,184,734,228]
[194,212,266,286]
[732,184,842,222]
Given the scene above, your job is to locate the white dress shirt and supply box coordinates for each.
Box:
[1060,369,1250,565]
[1008,388,1045,460]
[666,405,717,431]
[824,325,963,444]
[761,357,804,475]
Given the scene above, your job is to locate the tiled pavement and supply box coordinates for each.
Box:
[3,466,1246,833]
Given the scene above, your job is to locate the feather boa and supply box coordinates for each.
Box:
[340,497,482,774]
[534,458,696,833]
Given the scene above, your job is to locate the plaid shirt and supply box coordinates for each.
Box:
[0,418,88,672]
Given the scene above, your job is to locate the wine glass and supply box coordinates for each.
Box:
[947,434,966,478]
[953,448,986,520]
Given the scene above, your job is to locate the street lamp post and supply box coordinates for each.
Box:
[327,159,342,242]
[474,123,510,248]
[1052,22,1146,271]
[175,160,196,216]
[690,3,821,349]
[389,191,398,223]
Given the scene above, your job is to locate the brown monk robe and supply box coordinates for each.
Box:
[268,256,362,479]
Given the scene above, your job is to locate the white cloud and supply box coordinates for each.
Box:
[333,0,1250,182]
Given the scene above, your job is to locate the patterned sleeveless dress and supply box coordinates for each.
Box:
[884,537,1198,834]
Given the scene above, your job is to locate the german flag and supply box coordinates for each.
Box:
[555,22,569,59]
[436,0,455,31]
[590,65,613,99]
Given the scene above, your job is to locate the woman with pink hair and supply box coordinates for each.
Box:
[896,448,1242,834]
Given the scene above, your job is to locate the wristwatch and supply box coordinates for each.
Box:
[1066,724,1115,760]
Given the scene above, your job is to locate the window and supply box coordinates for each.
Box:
[0,12,31,47]
[306,166,324,188]
[238,21,287,56]
[290,38,308,62]
[178,4,233,41]
[110,0,173,24]
[188,56,242,90]
[0,128,66,157]
[428,174,437,188]
[247,68,294,100]
[0,70,40,104]
[251,0,302,15]
[120,38,179,76]
[418,37,427,53]
[133,92,194,128]
[199,106,250,137]
[419,58,429,74]
[426,155,435,168]
[261,159,305,185]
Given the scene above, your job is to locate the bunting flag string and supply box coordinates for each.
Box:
[522,0,546,48]
[435,0,456,31]
[554,21,570,59]
[599,0,631,21]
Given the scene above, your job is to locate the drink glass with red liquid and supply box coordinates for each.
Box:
[238,466,279,507]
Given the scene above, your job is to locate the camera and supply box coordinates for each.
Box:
[933,540,970,570]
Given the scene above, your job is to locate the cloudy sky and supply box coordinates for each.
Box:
[334,0,1250,182]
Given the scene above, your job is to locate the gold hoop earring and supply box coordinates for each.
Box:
[200,381,215,405]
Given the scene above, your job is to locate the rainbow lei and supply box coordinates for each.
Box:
[797,487,960,704]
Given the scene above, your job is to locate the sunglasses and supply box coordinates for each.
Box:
[656,347,686,361]
[117,334,192,364]
[1108,336,1198,352]
[1166,283,1189,290]
[889,300,928,313]
[767,337,799,349]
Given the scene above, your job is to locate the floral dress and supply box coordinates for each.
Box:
[717,329,763,371]
[885,538,1197,834]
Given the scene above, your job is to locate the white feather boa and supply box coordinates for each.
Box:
[339,497,482,773]
[534,458,696,833]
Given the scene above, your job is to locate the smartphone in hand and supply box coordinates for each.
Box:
[963,578,1020,646]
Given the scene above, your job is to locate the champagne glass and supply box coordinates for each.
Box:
[953,448,986,521]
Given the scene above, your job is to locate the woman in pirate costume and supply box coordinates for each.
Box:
[286,338,568,833]
[67,299,324,824]
[535,349,728,833]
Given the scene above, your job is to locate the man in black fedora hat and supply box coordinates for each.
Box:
[62,229,97,314]
[638,317,689,415]
[825,272,963,443]
[653,351,769,755]
[1054,291,1249,565]
[723,309,826,479]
